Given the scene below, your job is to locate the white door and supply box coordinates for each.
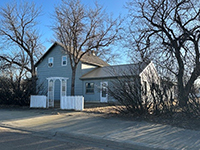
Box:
[100,82,108,102]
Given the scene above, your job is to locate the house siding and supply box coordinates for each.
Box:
[82,79,101,102]
[36,44,85,99]
[82,78,117,102]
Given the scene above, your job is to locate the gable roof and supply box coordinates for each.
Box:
[80,61,151,79]
[35,42,109,67]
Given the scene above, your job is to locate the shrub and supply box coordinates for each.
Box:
[0,76,36,106]
[109,77,176,115]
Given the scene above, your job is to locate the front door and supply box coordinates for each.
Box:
[100,82,108,102]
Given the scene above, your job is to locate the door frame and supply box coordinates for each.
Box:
[100,81,108,103]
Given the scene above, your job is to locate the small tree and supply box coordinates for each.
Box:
[53,0,122,95]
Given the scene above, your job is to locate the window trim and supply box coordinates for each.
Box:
[48,57,54,68]
[85,82,94,94]
[61,55,67,66]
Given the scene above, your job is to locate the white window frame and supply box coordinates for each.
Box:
[61,56,67,66]
[48,57,54,68]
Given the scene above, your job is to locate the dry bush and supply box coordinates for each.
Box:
[110,74,200,117]
[0,76,37,106]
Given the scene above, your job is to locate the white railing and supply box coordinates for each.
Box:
[30,95,47,108]
[60,96,84,111]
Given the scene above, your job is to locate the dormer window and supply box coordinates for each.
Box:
[48,57,53,68]
[62,56,67,66]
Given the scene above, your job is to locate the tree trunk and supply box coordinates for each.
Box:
[177,73,189,108]
[71,66,77,96]
[175,48,189,108]
[32,74,37,95]
[31,59,37,95]
[177,63,200,108]
[178,89,189,108]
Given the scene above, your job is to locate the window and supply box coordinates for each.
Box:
[86,82,94,94]
[62,56,67,66]
[143,81,147,95]
[48,57,53,68]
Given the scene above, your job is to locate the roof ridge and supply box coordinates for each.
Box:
[100,61,151,68]
[35,42,109,67]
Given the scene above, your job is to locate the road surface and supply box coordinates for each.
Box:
[0,127,105,150]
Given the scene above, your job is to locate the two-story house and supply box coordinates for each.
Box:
[35,42,159,107]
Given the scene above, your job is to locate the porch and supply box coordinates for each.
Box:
[30,76,84,110]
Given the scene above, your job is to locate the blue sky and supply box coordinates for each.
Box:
[0,0,129,51]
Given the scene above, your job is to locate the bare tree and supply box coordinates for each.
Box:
[53,0,122,95]
[126,0,200,108]
[0,1,43,93]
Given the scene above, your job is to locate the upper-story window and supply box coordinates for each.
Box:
[62,56,67,66]
[48,57,53,68]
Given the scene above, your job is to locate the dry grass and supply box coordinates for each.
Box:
[84,102,122,114]
[83,102,200,131]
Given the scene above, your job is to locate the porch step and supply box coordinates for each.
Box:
[54,101,60,108]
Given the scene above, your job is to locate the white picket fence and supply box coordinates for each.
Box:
[60,96,84,111]
[30,95,84,111]
[30,95,47,108]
